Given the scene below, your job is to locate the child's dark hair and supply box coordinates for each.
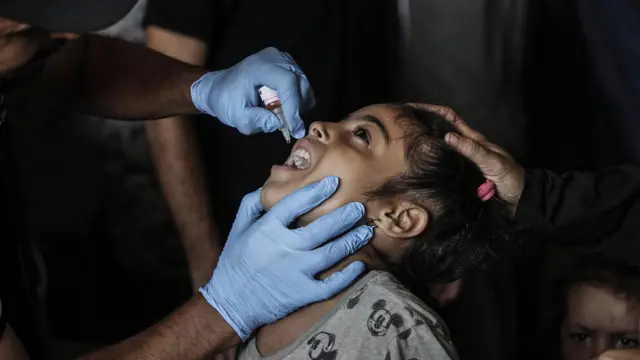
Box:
[367,103,517,286]
[559,255,640,304]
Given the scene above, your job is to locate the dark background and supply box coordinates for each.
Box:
[5,0,640,358]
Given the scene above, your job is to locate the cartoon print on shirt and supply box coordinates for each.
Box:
[346,284,368,309]
[307,331,339,360]
[367,299,404,336]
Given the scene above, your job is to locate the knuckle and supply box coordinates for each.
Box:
[344,241,355,255]
[340,235,356,254]
[324,240,339,255]
[260,47,277,57]
[433,106,457,121]
[463,139,482,155]
[298,230,312,245]
[442,107,456,118]
[240,193,255,206]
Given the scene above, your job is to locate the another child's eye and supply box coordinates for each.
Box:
[616,336,639,349]
[352,127,371,144]
[569,333,591,344]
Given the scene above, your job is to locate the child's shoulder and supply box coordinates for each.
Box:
[342,271,453,342]
[238,271,459,360]
[316,270,459,360]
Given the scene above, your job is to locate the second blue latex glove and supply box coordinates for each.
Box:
[191,47,314,138]
[200,177,373,340]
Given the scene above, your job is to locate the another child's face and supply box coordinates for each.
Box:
[261,104,408,224]
[561,284,640,360]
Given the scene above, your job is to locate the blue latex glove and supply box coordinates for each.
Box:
[200,177,372,340]
[191,47,314,138]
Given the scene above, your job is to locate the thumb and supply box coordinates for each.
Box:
[242,108,281,135]
[229,188,264,237]
[318,261,366,300]
[445,133,503,176]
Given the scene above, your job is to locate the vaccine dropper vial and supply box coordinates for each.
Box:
[258,86,291,143]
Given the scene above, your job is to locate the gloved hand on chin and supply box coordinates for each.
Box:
[200,177,373,341]
[191,47,314,138]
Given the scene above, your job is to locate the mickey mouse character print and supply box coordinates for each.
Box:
[237,271,459,360]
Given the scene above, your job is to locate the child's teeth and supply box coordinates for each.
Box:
[284,148,311,169]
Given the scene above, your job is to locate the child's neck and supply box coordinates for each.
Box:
[254,245,387,357]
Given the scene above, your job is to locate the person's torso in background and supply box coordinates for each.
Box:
[576,0,640,167]
[528,0,640,170]
[6,0,192,352]
[0,89,44,359]
[201,0,397,234]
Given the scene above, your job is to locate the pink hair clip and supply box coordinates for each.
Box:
[477,179,496,202]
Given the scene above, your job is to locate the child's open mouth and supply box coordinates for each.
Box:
[283,147,311,170]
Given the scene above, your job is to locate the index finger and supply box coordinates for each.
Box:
[261,68,310,140]
[280,72,314,139]
[265,176,339,226]
[287,202,365,250]
[408,103,488,143]
[407,103,458,122]
[446,133,505,177]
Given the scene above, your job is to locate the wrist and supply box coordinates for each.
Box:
[187,244,221,291]
[190,294,241,350]
[199,283,253,341]
[509,166,528,219]
[511,166,525,208]
[190,71,223,116]
[170,66,207,115]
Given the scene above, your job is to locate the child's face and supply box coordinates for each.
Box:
[561,284,640,360]
[261,104,408,224]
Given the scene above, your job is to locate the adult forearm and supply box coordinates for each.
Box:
[144,26,221,290]
[81,34,205,119]
[78,295,239,360]
[43,34,206,120]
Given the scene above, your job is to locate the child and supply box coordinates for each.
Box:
[238,103,514,360]
[542,253,640,360]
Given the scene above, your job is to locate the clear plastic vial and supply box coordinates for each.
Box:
[258,86,291,143]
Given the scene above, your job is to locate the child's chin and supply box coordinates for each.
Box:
[259,184,285,212]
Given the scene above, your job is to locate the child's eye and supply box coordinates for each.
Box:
[352,127,371,144]
[616,336,639,349]
[569,333,591,344]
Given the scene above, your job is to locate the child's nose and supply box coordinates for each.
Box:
[309,121,330,142]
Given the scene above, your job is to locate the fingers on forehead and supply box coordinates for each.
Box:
[406,103,491,143]
[444,115,487,143]
[410,103,459,121]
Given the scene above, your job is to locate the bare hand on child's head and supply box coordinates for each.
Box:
[409,104,525,216]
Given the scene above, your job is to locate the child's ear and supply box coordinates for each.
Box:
[370,199,428,239]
